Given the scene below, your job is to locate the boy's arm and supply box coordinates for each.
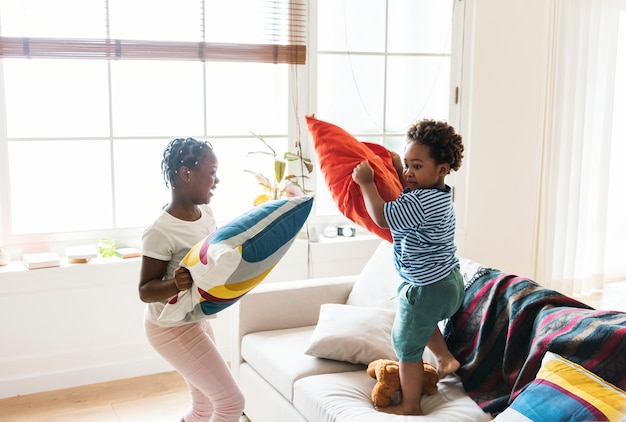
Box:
[352,161,389,229]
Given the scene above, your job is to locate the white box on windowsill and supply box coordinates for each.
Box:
[65,245,98,263]
[20,252,62,270]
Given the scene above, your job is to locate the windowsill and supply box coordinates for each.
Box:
[299,231,381,244]
[0,256,141,275]
[0,256,143,297]
[0,233,382,280]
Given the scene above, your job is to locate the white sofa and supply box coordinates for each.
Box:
[231,241,492,422]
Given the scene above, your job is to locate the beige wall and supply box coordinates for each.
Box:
[458,0,553,278]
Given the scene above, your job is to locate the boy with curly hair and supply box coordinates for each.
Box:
[352,119,465,416]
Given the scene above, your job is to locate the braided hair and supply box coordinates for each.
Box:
[406,119,464,173]
[161,137,214,188]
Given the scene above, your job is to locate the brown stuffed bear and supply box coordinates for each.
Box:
[367,359,439,408]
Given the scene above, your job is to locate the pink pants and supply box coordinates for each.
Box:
[144,319,245,422]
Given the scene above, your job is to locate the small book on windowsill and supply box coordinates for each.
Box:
[114,247,141,259]
[65,245,98,263]
[21,252,62,270]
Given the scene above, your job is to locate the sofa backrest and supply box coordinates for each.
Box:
[346,241,486,310]
[346,241,400,310]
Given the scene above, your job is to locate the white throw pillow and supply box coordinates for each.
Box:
[458,257,486,287]
[305,303,397,365]
[346,241,401,310]
[347,241,487,310]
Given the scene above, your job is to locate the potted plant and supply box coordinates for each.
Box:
[245,132,314,205]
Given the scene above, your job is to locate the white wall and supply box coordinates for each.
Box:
[458,0,553,278]
[0,234,382,399]
[0,259,165,398]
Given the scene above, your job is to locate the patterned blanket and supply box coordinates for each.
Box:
[444,268,626,415]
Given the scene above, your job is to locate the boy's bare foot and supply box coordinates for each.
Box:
[436,357,460,379]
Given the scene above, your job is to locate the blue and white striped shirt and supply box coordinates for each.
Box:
[383,186,458,286]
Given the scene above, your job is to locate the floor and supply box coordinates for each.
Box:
[1,281,624,422]
[575,279,626,312]
[0,371,250,422]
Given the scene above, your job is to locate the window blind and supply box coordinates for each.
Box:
[0,0,306,64]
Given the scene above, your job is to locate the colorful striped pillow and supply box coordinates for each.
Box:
[495,351,626,421]
[158,195,314,322]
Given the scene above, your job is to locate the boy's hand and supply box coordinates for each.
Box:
[352,160,375,185]
[389,151,406,187]
[390,151,403,175]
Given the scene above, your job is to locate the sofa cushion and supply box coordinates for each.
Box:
[241,326,364,402]
[293,371,492,422]
[347,242,487,311]
[238,363,308,422]
[346,241,400,310]
[305,304,397,365]
[458,257,487,287]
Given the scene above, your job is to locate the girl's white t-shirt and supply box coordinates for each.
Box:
[141,204,217,327]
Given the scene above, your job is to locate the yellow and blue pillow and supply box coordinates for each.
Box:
[158,195,314,322]
[495,351,626,422]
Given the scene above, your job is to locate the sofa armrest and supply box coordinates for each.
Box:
[230,276,356,376]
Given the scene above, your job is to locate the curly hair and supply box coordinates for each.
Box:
[406,119,464,172]
[161,137,214,188]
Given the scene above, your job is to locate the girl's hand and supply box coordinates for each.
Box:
[352,161,375,185]
[173,267,193,291]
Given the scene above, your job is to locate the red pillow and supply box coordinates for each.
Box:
[306,116,403,243]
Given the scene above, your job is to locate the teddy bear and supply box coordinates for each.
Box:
[367,359,439,408]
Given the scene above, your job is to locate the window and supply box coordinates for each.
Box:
[314,0,461,215]
[0,0,305,255]
[0,0,461,258]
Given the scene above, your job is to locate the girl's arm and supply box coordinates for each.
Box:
[138,256,192,303]
[352,160,389,229]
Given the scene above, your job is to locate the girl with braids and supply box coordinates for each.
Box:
[352,119,465,416]
[139,138,244,422]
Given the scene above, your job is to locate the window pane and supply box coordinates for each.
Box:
[205,63,287,136]
[9,140,112,234]
[0,0,105,38]
[111,61,205,137]
[384,135,407,156]
[210,137,288,222]
[314,171,340,217]
[114,139,171,228]
[387,0,453,54]
[385,56,451,131]
[316,54,385,134]
[205,1,267,44]
[317,0,386,52]
[4,60,110,138]
[108,0,202,41]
